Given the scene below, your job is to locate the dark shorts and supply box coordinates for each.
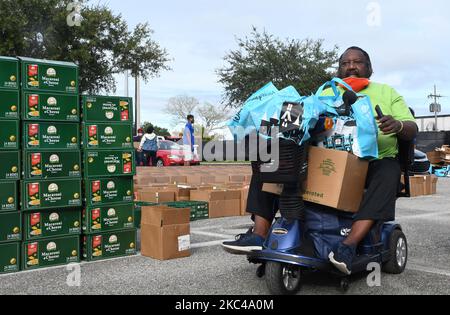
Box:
[246,158,401,223]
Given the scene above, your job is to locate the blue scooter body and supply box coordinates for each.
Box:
[249,216,402,275]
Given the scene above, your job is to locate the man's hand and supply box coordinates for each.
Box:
[377,115,402,135]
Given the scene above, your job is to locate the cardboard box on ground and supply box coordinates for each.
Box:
[140,205,190,260]
[427,145,450,164]
[405,174,439,197]
[263,147,369,213]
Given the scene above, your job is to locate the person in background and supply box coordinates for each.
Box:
[134,128,145,166]
[183,115,195,166]
[138,126,158,167]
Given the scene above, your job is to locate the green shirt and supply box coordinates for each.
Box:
[322,82,416,159]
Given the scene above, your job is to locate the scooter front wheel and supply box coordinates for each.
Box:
[265,262,302,295]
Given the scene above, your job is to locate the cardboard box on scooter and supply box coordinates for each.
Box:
[263,147,369,213]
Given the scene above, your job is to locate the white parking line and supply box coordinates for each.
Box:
[191,230,235,239]
[397,211,450,220]
[408,264,450,278]
[191,240,228,249]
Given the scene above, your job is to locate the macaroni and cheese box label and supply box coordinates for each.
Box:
[20,57,78,94]
[22,236,80,270]
[82,123,133,149]
[24,150,81,179]
[22,92,79,122]
[24,208,82,241]
[84,150,135,178]
[22,179,82,211]
[23,121,79,150]
[82,229,137,261]
[82,204,134,234]
[81,95,133,123]
[85,177,134,207]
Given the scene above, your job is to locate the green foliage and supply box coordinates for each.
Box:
[217,27,339,108]
[141,122,171,137]
[0,0,170,94]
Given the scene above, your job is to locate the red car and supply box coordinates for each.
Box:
[156,140,200,167]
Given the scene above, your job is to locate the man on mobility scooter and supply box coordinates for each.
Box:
[222,47,418,287]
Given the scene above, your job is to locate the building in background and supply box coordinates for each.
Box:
[416,114,450,132]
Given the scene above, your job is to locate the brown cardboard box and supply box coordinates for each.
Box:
[263,147,369,213]
[170,176,188,184]
[409,176,426,197]
[187,175,203,185]
[214,175,230,183]
[141,205,190,260]
[200,176,216,184]
[427,151,442,165]
[190,189,227,202]
[424,175,439,195]
[190,189,240,218]
[177,186,197,201]
[138,191,176,203]
[141,224,190,260]
[431,175,438,195]
[230,175,246,183]
[135,176,156,185]
[154,176,171,184]
[141,205,190,226]
[241,186,250,216]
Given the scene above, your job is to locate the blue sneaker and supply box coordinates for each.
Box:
[222,229,265,255]
[328,243,356,275]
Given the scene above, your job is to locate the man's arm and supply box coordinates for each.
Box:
[377,86,418,141]
[378,117,418,141]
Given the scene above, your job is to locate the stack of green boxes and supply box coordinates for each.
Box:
[80,95,137,261]
[0,56,21,274]
[20,57,82,271]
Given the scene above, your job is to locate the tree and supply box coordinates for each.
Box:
[164,95,199,126]
[140,122,171,137]
[217,27,339,108]
[197,102,231,136]
[0,0,170,94]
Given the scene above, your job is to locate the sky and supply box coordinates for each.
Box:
[98,0,450,132]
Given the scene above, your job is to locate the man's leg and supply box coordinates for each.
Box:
[222,173,278,254]
[329,158,401,274]
[253,215,272,238]
[343,220,374,247]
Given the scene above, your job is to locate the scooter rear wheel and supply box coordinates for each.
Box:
[265,262,302,295]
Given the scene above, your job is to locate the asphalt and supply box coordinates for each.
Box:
[1,179,449,295]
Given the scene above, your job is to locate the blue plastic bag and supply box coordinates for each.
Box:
[228,82,279,140]
[316,78,379,159]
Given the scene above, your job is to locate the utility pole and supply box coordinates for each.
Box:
[135,75,141,135]
[428,85,443,131]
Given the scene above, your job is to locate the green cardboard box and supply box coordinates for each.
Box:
[82,229,137,262]
[22,236,80,271]
[22,179,82,211]
[23,208,82,241]
[22,91,79,122]
[19,57,78,94]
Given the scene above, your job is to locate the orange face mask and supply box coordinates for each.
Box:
[341,77,370,92]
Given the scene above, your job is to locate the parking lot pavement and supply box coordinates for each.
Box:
[1,179,449,295]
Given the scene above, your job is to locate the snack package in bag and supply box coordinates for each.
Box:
[315,78,379,159]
